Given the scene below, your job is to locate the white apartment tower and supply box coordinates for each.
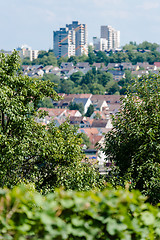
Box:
[53,21,88,58]
[93,37,108,51]
[101,25,120,50]
[66,21,88,56]
[17,45,39,61]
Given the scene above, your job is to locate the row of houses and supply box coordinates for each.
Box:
[22,61,160,81]
[36,94,122,168]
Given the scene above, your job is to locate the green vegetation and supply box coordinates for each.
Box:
[1,49,160,239]
[123,41,159,52]
[0,50,59,188]
[69,102,84,115]
[102,73,160,204]
[85,104,94,117]
[1,184,160,239]
[22,42,160,67]
[22,50,57,66]
[41,68,117,96]
[0,51,104,192]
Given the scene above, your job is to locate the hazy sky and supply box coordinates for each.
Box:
[1,0,160,50]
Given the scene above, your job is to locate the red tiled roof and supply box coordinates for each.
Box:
[154,62,160,67]
[38,108,66,117]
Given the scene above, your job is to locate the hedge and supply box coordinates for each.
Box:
[0,185,160,239]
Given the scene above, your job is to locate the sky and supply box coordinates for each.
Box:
[1,0,160,50]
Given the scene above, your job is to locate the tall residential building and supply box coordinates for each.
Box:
[101,25,120,50]
[66,21,88,56]
[17,45,39,61]
[53,28,75,58]
[93,37,108,51]
[53,21,88,58]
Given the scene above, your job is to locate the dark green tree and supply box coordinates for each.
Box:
[70,71,83,86]
[80,132,91,149]
[60,79,75,94]
[0,51,59,187]
[89,83,105,95]
[69,102,84,115]
[37,97,54,108]
[102,74,160,204]
[67,55,78,65]
[97,72,113,87]
[85,104,94,117]
[81,70,96,85]
[41,73,61,92]
[0,51,104,192]
[105,80,120,95]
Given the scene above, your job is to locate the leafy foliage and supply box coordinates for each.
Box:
[102,74,160,204]
[0,51,103,192]
[22,50,57,66]
[0,51,59,188]
[1,184,160,239]
[69,102,84,115]
[85,104,94,117]
[33,121,104,193]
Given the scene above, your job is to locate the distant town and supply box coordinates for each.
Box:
[1,20,160,166]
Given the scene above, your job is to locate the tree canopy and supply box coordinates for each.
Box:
[101,74,160,204]
[0,51,59,187]
[0,51,104,192]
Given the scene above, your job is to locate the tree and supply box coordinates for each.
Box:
[67,55,78,65]
[81,70,96,85]
[41,73,61,92]
[102,74,160,204]
[105,80,120,95]
[69,102,84,114]
[70,71,83,86]
[0,51,60,187]
[94,112,102,120]
[89,83,106,95]
[80,132,91,149]
[22,50,58,66]
[137,41,159,51]
[60,79,75,94]
[37,97,54,108]
[97,72,113,87]
[34,121,86,192]
[85,104,94,117]
[0,51,104,192]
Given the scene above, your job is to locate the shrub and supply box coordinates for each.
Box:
[1,185,160,239]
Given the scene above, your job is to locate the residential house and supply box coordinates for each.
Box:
[91,119,112,130]
[107,70,125,81]
[106,62,133,71]
[60,66,74,76]
[90,111,106,120]
[65,109,82,117]
[91,99,109,112]
[90,94,122,116]
[135,62,155,71]
[76,62,90,69]
[60,62,74,69]
[52,97,74,109]
[107,63,120,70]
[154,62,160,69]
[72,97,92,114]
[119,62,133,70]
[107,103,121,115]
[38,108,67,119]
[92,62,105,69]
[43,65,54,74]
[70,116,93,128]
[131,70,149,78]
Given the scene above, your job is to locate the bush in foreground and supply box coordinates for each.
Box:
[1,185,160,239]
